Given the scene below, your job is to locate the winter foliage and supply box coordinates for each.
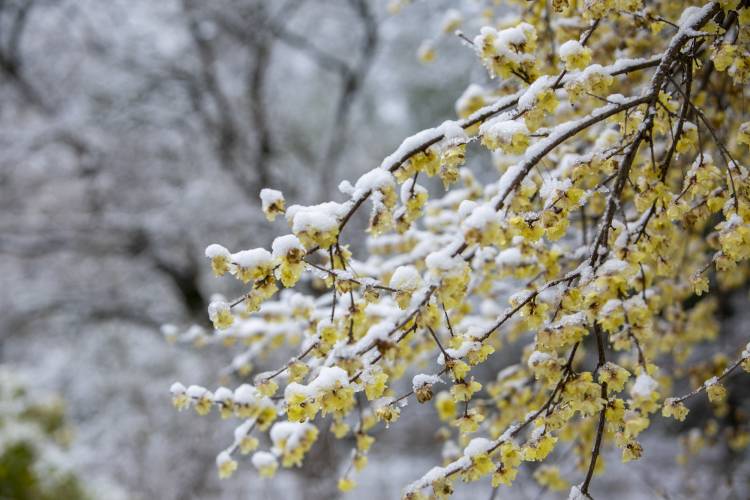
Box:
[169,0,750,498]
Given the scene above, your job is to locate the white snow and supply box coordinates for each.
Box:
[463,437,492,458]
[270,421,314,451]
[559,39,584,59]
[412,374,443,391]
[381,120,467,170]
[540,177,572,202]
[390,265,422,290]
[597,258,629,276]
[508,289,533,306]
[474,23,537,69]
[352,168,395,198]
[425,250,462,273]
[677,6,705,28]
[186,385,208,399]
[233,248,272,269]
[216,450,233,466]
[631,373,658,398]
[271,234,304,258]
[479,118,528,142]
[704,376,719,387]
[568,485,586,500]
[301,366,350,395]
[495,248,524,266]
[170,382,186,395]
[600,299,622,316]
[205,243,230,259]
[518,75,554,111]
[441,9,462,33]
[260,188,283,208]
[400,178,427,204]
[355,321,396,352]
[208,300,231,321]
[461,203,497,230]
[213,386,233,403]
[291,209,338,235]
[493,164,524,205]
[251,451,277,469]
[555,312,586,327]
[455,84,487,115]
[233,420,254,442]
[458,200,478,219]
[287,202,350,235]
[233,384,259,405]
[527,351,553,368]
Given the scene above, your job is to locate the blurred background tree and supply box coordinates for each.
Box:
[0,369,89,500]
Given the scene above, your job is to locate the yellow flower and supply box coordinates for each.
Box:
[690,273,709,296]
[481,121,529,155]
[623,413,650,438]
[432,478,454,498]
[375,403,401,426]
[353,452,368,471]
[271,423,319,467]
[452,408,484,434]
[260,188,285,221]
[415,383,434,403]
[286,391,319,422]
[330,419,350,439]
[533,465,569,491]
[291,208,340,250]
[466,343,495,365]
[462,453,494,482]
[356,433,375,452]
[474,23,538,79]
[598,362,631,393]
[320,385,356,416]
[216,452,238,479]
[499,441,522,468]
[417,40,436,63]
[256,403,278,431]
[239,436,259,455]
[288,362,309,383]
[621,440,643,463]
[232,248,274,284]
[435,391,457,421]
[446,359,470,382]
[450,379,482,402]
[523,434,557,461]
[559,40,592,71]
[170,382,189,411]
[257,379,278,398]
[676,123,698,153]
[706,379,727,403]
[208,301,234,330]
[272,235,305,287]
[661,398,689,421]
[192,389,213,416]
[205,244,232,276]
[712,43,736,72]
[252,452,278,478]
[338,477,357,492]
[365,372,389,400]
[491,462,518,487]
[528,351,561,383]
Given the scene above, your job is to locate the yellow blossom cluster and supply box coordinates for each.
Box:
[169,0,750,497]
